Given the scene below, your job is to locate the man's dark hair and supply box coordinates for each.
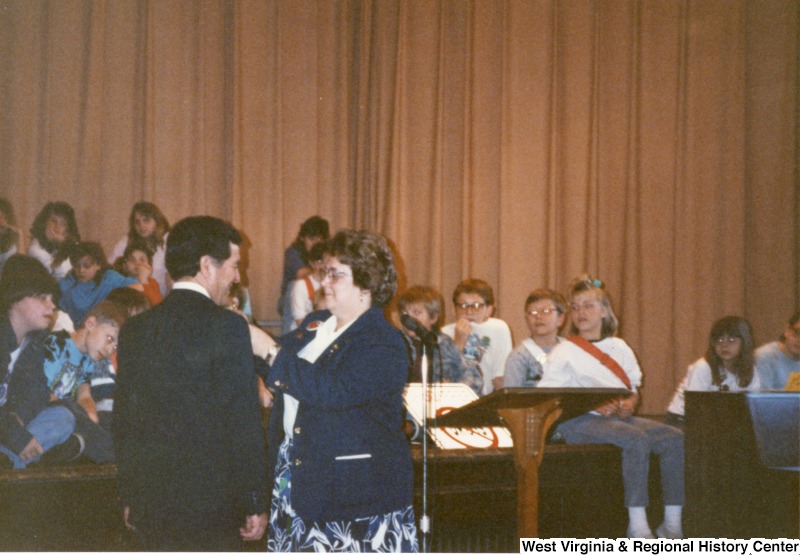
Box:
[166,216,242,281]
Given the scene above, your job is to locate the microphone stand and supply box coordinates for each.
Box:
[400,314,438,551]
[419,338,430,550]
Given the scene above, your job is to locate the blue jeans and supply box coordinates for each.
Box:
[0,406,75,469]
[554,413,685,507]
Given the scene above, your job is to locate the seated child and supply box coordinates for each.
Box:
[398,285,483,396]
[278,216,330,335]
[0,255,77,469]
[59,241,142,325]
[441,278,513,395]
[90,288,151,432]
[287,242,326,331]
[504,288,567,387]
[666,315,760,427]
[43,301,129,462]
[540,275,685,539]
[27,201,80,280]
[228,282,255,323]
[108,201,171,296]
[755,311,800,390]
[114,238,163,307]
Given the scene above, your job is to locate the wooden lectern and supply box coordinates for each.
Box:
[435,387,630,538]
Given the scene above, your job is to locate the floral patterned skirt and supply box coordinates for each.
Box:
[268,437,418,552]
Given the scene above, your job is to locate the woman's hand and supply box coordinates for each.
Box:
[249,324,277,361]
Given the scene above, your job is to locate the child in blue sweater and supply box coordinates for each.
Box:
[58,241,142,325]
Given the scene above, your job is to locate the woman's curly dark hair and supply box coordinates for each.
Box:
[326,229,397,308]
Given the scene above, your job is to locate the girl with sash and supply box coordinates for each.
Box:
[539,275,685,539]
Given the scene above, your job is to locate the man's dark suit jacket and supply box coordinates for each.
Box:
[113,288,268,546]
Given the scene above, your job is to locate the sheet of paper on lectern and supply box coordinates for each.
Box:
[403,383,513,449]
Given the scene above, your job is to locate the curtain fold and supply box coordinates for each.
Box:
[1,0,797,412]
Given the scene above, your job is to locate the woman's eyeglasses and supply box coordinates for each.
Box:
[320,268,351,283]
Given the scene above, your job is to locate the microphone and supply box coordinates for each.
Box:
[400,314,438,345]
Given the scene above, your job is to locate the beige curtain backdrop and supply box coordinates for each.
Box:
[1,0,797,413]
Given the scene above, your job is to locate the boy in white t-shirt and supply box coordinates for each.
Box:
[441,278,513,395]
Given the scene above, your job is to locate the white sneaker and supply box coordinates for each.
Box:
[656,523,682,539]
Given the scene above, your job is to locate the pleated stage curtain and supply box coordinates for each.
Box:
[1,0,797,412]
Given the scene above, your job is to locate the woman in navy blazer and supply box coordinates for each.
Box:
[267,229,417,552]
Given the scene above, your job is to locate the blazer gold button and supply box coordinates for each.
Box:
[294,427,301,435]
[333,344,339,350]
[274,380,282,387]
[294,459,302,466]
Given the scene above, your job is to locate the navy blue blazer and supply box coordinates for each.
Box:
[268,307,414,522]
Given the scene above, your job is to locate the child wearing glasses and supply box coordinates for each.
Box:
[539,275,685,539]
[441,278,513,395]
[503,288,567,387]
[755,311,800,390]
[108,202,171,296]
[43,301,129,463]
[666,315,760,427]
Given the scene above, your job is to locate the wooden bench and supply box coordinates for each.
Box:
[0,462,132,551]
[0,442,663,551]
[413,442,664,552]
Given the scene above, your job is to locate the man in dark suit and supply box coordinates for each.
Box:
[113,216,268,550]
